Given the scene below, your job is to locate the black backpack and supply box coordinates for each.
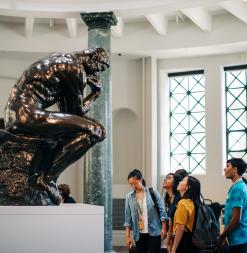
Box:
[192,197,220,251]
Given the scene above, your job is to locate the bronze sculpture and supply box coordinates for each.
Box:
[0,47,109,205]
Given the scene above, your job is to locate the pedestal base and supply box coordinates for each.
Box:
[0,204,104,253]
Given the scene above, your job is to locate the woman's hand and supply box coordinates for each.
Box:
[164,235,171,253]
[161,220,167,239]
[161,227,167,240]
[171,248,176,253]
[164,235,170,246]
[126,236,133,248]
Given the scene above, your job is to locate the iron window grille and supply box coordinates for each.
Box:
[169,70,206,174]
[225,65,247,160]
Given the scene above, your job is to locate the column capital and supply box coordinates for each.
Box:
[80,12,117,30]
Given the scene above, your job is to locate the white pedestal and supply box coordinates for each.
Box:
[0,204,104,253]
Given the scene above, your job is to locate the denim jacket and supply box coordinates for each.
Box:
[124,187,167,242]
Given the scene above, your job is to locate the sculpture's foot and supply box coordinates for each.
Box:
[36,175,48,190]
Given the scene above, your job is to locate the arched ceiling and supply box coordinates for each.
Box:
[0,0,247,58]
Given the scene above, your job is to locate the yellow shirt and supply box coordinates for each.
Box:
[173,199,195,233]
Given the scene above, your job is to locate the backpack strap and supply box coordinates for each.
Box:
[149,187,160,218]
[185,199,200,233]
[200,193,206,205]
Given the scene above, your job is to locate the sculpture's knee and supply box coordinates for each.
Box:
[4,104,33,132]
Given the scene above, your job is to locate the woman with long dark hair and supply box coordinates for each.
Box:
[124,169,167,253]
[163,173,181,252]
[171,176,201,253]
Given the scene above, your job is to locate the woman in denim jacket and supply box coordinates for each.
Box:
[124,169,168,253]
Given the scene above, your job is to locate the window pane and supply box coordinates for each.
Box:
[169,72,206,174]
[170,94,188,113]
[227,110,246,131]
[227,88,246,110]
[171,113,188,131]
[190,155,205,175]
[170,134,188,153]
[226,71,245,89]
[228,132,246,151]
[171,154,189,171]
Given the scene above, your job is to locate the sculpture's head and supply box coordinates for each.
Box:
[75,47,110,75]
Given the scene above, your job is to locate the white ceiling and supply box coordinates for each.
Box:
[0,0,247,58]
[0,0,229,22]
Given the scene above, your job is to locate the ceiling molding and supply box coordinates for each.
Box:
[111,17,124,38]
[25,17,34,37]
[145,13,167,35]
[220,0,247,23]
[181,7,211,31]
[1,0,247,60]
[66,18,77,38]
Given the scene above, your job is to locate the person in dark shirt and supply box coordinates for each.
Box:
[58,184,76,203]
[163,173,181,252]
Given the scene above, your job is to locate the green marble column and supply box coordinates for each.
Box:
[80,12,117,253]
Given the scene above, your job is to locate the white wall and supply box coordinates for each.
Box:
[0,77,16,118]
[111,57,160,198]
[0,57,37,117]
[113,108,140,184]
[112,57,142,114]
[112,58,143,193]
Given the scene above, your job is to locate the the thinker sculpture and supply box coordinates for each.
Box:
[0,47,109,205]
